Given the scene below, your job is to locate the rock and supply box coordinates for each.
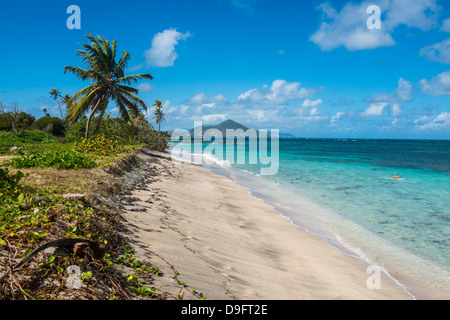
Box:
[62,193,86,201]
[32,197,49,204]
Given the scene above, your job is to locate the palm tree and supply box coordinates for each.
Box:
[61,93,71,107]
[64,33,153,139]
[61,94,76,114]
[49,88,64,119]
[152,100,165,133]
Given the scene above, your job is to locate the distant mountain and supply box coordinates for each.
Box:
[187,119,296,139]
[168,119,295,140]
[189,119,250,138]
[278,132,296,138]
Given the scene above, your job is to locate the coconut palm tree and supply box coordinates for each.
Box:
[49,88,64,119]
[61,94,71,107]
[64,33,153,139]
[152,100,165,133]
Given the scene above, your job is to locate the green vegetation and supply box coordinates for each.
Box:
[10,150,98,170]
[0,33,172,300]
[75,136,124,157]
[31,116,66,137]
[152,100,166,133]
[49,88,64,119]
[64,33,154,139]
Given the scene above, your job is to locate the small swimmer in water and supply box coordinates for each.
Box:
[393,173,400,179]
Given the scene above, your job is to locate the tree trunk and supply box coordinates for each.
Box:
[57,98,64,119]
[85,111,95,140]
[85,99,102,140]
[11,120,17,135]
[93,104,107,136]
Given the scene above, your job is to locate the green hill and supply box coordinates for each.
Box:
[189,119,251,138]
[180,119,295,139]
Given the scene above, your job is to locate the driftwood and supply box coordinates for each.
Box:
[13,238,105,270]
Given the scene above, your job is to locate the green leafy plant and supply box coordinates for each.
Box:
[132,286,158,298]
[31,116,66,137]
[75,135,124,157]
[0,167,24,198]
[10,150,97,170]
[16,130,57,143]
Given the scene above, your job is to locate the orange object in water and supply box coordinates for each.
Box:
[393,173,400,179]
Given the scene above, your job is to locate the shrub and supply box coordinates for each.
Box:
[16,130,57,143]
[0,112,35,132]
[142,131,168,152]
[64,119,90,143]
[0,167,24,198]
[75,135,124,156]
[31,116,66,136]
[10,150,98,170]
[0,131,20,153]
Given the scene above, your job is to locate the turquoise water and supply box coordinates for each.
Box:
[170,138,450,298]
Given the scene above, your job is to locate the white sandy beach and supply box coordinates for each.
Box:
[121,151,413,300]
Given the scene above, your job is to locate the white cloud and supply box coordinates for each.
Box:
[383,0,439,31]
[135,83,153,93]
[310,0,440,51]
[394,78,414,102]
[413,115,431,124]
[164,79,326,129]
[419,71,450,96]
[144,28,191,67]
[417,112,450,130]
[301,99,323,108]
[330,111,345,125]
[419,39,450,64]
[364,78,413,116]
[391,103,402,117]
[201,114,227,124]
[361,102,389,116]
[187,93,208,105]
[441,18,450,32]
[237,80,316,104]
[185,93,228,106]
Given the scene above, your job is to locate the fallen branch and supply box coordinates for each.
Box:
[13,238,105,271]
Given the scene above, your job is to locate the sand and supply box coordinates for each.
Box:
[120,151,412,300]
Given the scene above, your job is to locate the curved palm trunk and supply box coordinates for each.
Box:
[93,103,108,136]
[57,98,64,119]
[85,98,103,139]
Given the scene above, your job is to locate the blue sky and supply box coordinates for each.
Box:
[1,0,450,139]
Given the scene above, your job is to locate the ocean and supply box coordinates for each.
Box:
[169,138,450,299]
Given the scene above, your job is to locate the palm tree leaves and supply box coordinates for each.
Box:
[64,34,153,139]
[49,88,64,119]
[152,100,165,132]
[117,74,154,85]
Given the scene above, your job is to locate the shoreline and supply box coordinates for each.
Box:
[215,165,450,300]
[120,150,417,300]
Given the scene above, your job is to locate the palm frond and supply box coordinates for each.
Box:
[66,85,100,123]
[113,51,131,79]
[117,88,148,112]
[116,73,154,85]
